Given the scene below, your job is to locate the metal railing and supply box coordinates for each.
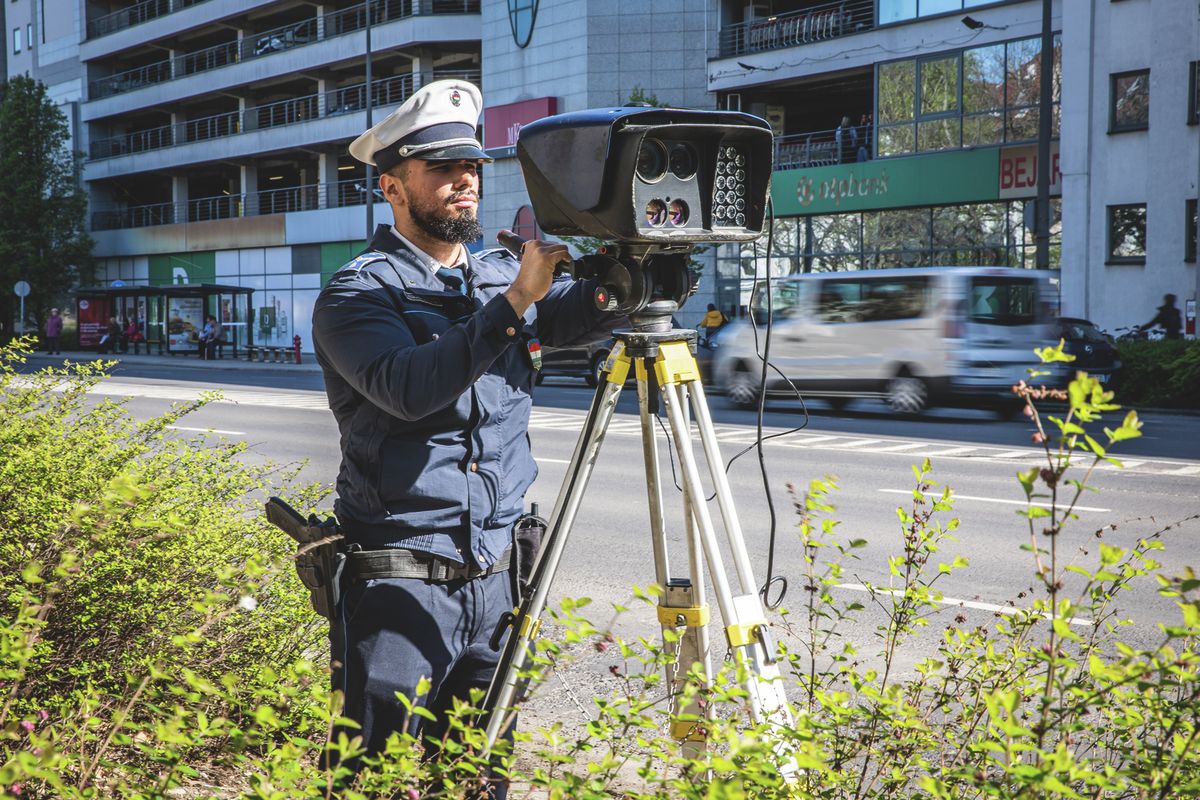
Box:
[718,0,875,58]
[773,126,874,171]
[87,0,208,39]
[91,179,385,231]
[87,70,476,161]
[88,0,480,99]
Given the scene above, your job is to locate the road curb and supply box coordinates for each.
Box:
[19,351,324,375]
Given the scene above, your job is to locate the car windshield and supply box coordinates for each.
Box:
[969,277,1039,326]
[1058,320,1109,343]
[750,281,800,324]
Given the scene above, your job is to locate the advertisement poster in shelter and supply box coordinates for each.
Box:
[168,297,203,352]
[76,297,111,348]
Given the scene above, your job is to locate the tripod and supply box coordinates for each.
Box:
[483,320,796,775]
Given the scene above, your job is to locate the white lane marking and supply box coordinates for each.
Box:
[834,583,1094,627]
[1166,465,1200,476]
[919,446,979,456]
[992,450,1037,458]
[878,488,1110,513]
[167,425,245,435]
[535,457,572,464]
[870,442,928,453]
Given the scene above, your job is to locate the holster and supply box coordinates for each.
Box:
[511,504,548,605]
[264,496,345,620]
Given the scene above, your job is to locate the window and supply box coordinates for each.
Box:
[1110,70,1150,132]
[12,27,20,54]
[969,277,1039,325]
[26,24,31,49]
[875,35,1061,157]
[1106,204,1147,264]
[1189,62,1199,125]
[1187,199,1197,264]
[512,205,539,241]
[815,277,930,323]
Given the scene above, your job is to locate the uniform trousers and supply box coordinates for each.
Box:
[331,567,512,796]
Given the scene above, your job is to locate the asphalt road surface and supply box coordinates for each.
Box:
[25,357,1200,739]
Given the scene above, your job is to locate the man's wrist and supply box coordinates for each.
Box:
[504,287,533,317]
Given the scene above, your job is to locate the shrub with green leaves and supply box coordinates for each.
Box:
[1112,339,1200,409]
[1,337,1198,798]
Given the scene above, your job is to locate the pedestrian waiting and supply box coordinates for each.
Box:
[44,308,63,355]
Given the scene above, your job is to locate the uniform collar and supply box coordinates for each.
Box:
[390,225,467,275]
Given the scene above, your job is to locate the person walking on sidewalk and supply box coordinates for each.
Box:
[44,308,63,354]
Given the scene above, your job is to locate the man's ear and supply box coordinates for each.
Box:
[380,166,407,207]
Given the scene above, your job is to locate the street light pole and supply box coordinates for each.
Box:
[364,0,374,240]
[1035,0,1053,269]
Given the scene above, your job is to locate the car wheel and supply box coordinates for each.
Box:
[885,372,927,415]
[586,350,609,388]
[535,370,545,386]
[827,397,851,412]
[726,366,762,410]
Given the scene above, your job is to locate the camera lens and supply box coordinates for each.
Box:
[668,143,697,180]
[735,197,745,211]
[636,140,668,183]
[735,169,746,182]
[735,154,746,167]
[716,176,726,190]
[735,212,746,226]
[668,199,689,226]
[644,199,667,227]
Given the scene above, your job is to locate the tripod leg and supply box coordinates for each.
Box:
[653,342,797,777]
[639,362,712,758]
[483,342,633,749]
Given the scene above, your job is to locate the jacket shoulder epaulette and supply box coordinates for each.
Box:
[330,250,390,281]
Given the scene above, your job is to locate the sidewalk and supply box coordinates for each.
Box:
[21,349,325,374]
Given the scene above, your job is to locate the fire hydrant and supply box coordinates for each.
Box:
[293,335,302,365]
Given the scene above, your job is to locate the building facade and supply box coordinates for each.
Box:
[2,0,1197,345]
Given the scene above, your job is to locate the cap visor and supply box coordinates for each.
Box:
[413,143,494,162]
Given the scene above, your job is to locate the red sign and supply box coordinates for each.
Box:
[76,297,111,348]
[998,143,1061,199]
[483,97,558,151]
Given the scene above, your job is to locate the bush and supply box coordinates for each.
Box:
[1112,339,1200,409]
[1,337,1198,798]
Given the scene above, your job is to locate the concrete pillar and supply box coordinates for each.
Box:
[171,175,187,223]
[411,49,434,91]
[241,164,258,217]
[318,149,340,209]
[167,48,177,80]
[315,5,325,40]
[316,77,329,117]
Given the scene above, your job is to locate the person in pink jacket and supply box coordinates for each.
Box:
[44,308,63,355]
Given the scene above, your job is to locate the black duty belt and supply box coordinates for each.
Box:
[347,547,512,583]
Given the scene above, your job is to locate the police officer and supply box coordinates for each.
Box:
[312,80,618,788]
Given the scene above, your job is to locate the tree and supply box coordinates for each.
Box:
[0,75,92,338]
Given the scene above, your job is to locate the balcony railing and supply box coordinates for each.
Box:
[87,0,209,40]
[91,178,386,231]
[87,71,480,161]
[87,0,480,99]
[718,0,875,59]
[773,126,874,171]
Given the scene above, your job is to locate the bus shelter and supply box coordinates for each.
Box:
[74,284,254,356]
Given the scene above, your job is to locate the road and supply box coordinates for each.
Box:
[24,357,1200,736]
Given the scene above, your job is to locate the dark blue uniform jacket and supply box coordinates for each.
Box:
[313,226,616,569]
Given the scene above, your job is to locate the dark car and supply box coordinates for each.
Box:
[536,338,613,386]
[1055,317,1122,385]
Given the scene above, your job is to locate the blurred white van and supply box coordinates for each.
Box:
[713,267,1061,415]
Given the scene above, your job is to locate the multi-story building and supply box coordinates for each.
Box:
[3,0,1197,346]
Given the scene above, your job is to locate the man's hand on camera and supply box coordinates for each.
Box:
[504,240,570,316]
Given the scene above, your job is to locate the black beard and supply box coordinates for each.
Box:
[409,203,483,245]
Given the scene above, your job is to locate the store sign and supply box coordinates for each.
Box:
[998,143,1062,199]
[773,148,998,216]
[483,96,558,159]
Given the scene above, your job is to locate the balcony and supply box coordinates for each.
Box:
[87,0,480,100]
[91,178,382,231]
[717,0,874,59]
[773,126,872,170]
[88,70,477,161]
[87,0,209,40]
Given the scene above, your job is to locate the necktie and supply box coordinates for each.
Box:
[437,265,467,295]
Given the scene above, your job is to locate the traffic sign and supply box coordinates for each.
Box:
[13,280,30,297]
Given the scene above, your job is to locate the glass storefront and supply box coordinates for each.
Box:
[714,200,1061,314]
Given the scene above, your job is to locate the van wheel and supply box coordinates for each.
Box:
[727,367,762,410]
[586,350,608,388]
[828,397,850,412]
[886,372,927,415]
[535,371,545,386]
